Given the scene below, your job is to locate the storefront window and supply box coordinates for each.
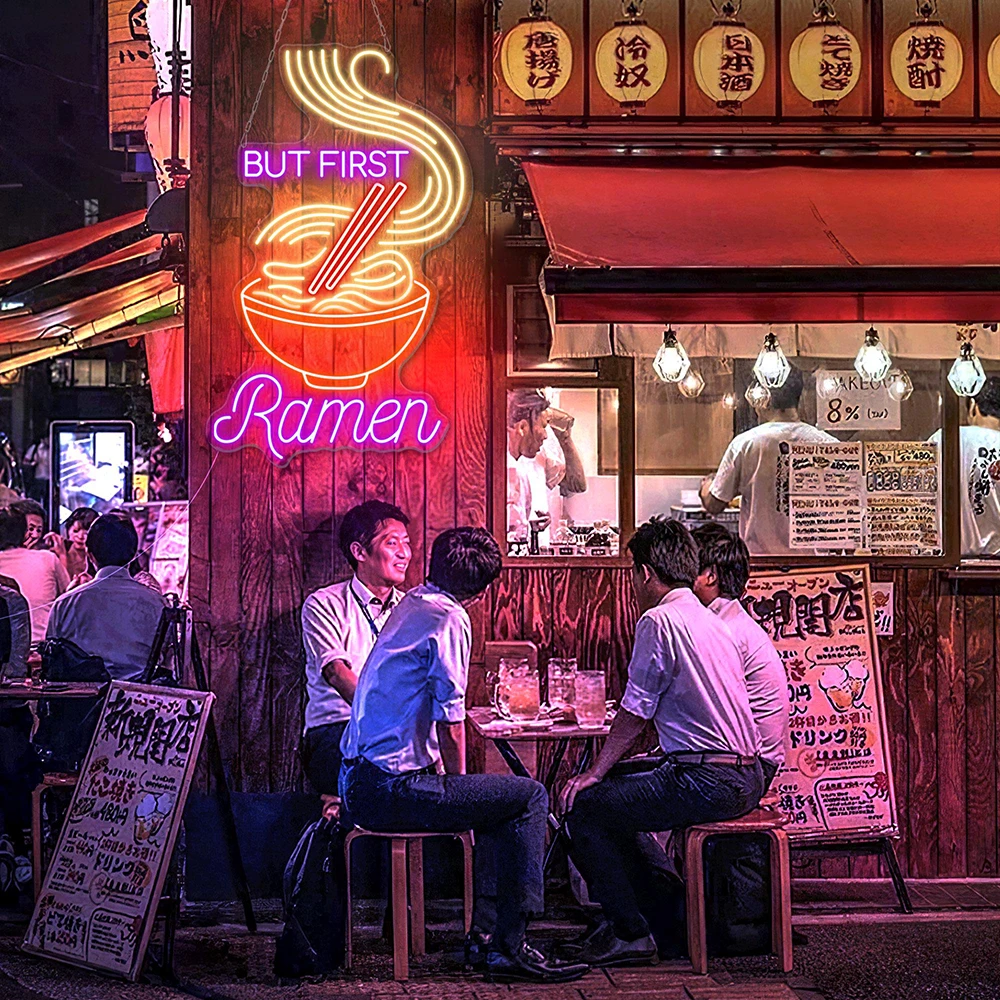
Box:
[505,386,620,557]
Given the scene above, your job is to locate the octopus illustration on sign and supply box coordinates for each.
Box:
[210,45,471,462]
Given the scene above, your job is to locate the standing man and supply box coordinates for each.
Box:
[558,517,763,967]
[340,528,588,983]
[691,523,789,791]
[300,500,411,796]
[701,365,834,555]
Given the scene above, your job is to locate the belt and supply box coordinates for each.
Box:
[669,752,759,767]
[344,757,438,776]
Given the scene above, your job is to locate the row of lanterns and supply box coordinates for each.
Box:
[501,0,991,112]
[653,326,990,403]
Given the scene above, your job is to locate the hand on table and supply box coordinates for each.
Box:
[557,769,601,818]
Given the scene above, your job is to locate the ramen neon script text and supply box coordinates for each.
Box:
[240,147,410,181]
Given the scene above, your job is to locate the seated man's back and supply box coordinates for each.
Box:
[46,514,165,680]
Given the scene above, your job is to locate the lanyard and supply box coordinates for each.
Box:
[349,581,387,641]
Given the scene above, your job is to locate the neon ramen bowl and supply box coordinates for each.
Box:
[239,277,432,392]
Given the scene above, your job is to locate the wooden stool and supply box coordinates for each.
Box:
[684,804,792,976]
[344,828,474,980]
[31,772,78,899]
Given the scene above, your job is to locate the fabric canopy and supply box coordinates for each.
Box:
[524,160,1000,323]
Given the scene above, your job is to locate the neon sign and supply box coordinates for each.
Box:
[210,44,470,462]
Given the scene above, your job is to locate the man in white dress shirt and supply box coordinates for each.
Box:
[300,501,411,795]
[340,528,587,984]
[559,517,763,968]
[692,523,790,791]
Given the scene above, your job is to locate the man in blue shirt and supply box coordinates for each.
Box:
[340,527,587,984]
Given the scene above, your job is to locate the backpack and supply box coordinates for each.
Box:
[34,638,110,772]
[273,817,347,978]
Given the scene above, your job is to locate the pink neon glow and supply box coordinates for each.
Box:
[240,146,410,183]
[209,372,447,463]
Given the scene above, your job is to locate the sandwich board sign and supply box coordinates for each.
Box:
[23,681,212,980]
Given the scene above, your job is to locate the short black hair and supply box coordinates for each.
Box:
[975,376,1000,420]
[339,500,409,571]
[428,527,501,601]
[11,499,45,523]
[86,513,139,568]
[691,523,751,600]
[769,364,805,411]
[65,507,99,535]
[507,389,550,429]
[626,516,699,588]
[0,509,26,551]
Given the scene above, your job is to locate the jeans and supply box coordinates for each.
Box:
[341,756,547,952]
[301,722,348,795]
[568,756,765,942]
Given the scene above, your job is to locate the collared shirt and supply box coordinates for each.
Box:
[0,546,70,642]
[301,575,401,730]
[710,421,836,555]
[341,583,470,773]
[710,596,789,768]
[621,587,761,757]
[46,565,166,679]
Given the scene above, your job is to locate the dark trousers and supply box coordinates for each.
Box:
[341,756,546,952]
[568,757,765,942]
[301,722,348,796]
[762,759,779,794]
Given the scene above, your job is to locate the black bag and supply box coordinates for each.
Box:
[34,638,110,772]
[704,833,771,955]
[274,817,347,978]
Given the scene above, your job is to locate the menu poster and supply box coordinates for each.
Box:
[864,442,941,555]
[23,683,213,980]
[789,443,863,550]
[743,565,898,842]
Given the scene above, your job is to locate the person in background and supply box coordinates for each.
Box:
[506,389,552,544]
[340,528,587,984]
[61,507,99,581]
[46,513,165,679]
[691,523,789,791]
[10,499,47,551]
[558,517,762,968]
[300,500,411,797]
[930,375,1000,557]
[701,365,835,555]
[23,436,49,505]
[0,508,69,643]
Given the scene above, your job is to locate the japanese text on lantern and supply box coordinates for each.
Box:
[524,29,563,91]
[720,32,755,93]
[614,33,651,90]
[820,32,854,92]
[906,31,947,90]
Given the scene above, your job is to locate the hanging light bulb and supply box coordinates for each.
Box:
[814,368,840,399]
[652,327,691,383]
[854,326,893,382]
[885,368,914,402]
[745,379,772,409]
[678,370,706,398]
[721,391,738,410]
[752,332,790,389]
[948,342,987,397]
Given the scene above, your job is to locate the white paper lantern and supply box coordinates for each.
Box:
[890,17,963,108]
[988,33,1000,97]
[501,17,573,106]
[145,94,190,192]
[788,4,861,107]
[694,15,765,110]
[595,19,668,109]
[145,0,192,97]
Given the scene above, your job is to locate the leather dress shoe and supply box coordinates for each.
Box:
[485,942,590,983]
[558,917,612,956]
[464,929,492,970]
[573,921,658,967]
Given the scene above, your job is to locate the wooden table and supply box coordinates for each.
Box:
[467,707,612,871]
[0,680,104,700]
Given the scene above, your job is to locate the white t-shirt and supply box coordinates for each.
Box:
[710,421,836,555]
[519,430,567,546]
[620,588,761,757]
[931,426,1000,557]
[711,597,790,768]
[0,547,70,642]
[301,576,401,730]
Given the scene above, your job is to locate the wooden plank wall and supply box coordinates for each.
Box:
[189,0,1000,879]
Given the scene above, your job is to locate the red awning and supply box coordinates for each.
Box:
[0,211,148,282]
[524,161,1000,323]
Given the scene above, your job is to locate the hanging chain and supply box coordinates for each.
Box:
[368,0,392,54]
[239,0,294,150]
[622,0,644,18]
[528,0,548,18]
[708,0,742,19]
[915,0,939,19]
[813,0,837,20]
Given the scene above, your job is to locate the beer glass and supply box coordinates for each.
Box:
[495,657,540,722]
[574,670,607,728]
[546,657,577,710]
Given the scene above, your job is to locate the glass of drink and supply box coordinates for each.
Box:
[574,670,607,728]
[546,657,577,711]
[495,658,540,722]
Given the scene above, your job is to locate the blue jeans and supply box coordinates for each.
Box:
[568,757,765,941]
[340,757,547,951]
